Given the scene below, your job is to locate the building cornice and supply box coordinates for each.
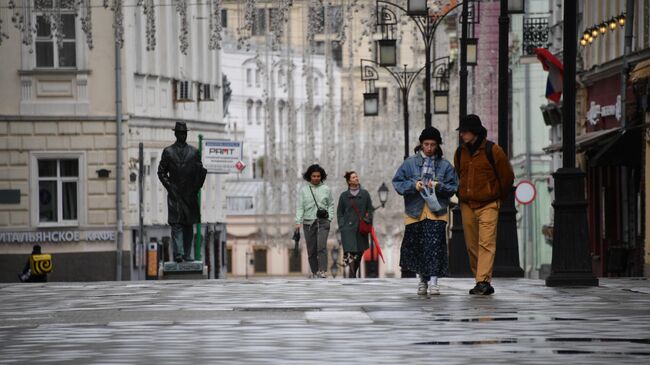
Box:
[129,115,226,133]
[18,69,92,76]
[579,48,650,86]
[0,115,125,121]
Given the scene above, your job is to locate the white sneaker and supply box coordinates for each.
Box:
[317,271,327,279]
[417,281,428,295]
[428,284,440,295]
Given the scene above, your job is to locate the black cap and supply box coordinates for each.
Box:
[172,121,189,132]
[419,126,443,145]
[456,114,486,134]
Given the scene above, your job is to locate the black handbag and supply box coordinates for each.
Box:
[309,187,329,219]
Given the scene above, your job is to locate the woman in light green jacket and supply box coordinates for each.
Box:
[295,164,334,278]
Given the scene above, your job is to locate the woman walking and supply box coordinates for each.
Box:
[336,171,374,278]
[392,127,459,295]
[295,164,334,278]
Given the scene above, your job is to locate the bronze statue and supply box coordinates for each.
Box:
[157,122,207,262]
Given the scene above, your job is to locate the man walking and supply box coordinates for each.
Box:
[454,114,514,295]
[158,122,207,263]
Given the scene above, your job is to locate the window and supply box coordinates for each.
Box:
[331,41,343,67]
[31,153,85,226]
[255,68,261,88]
[221,9,228,29]
[226,196,254,211]
[252,8,267,36]
[255,101,263,125]
[314,77,320,95]
[246,69,252,87]
[35,1,76,68]
[288,248,301,273]
[246,99,253,124]
[254,248,267,273]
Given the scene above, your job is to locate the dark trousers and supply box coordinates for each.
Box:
[171,224,194,259]
[303,218,330,273]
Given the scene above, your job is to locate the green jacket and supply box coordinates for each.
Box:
[337,188,374,253]
[295,183,334,224]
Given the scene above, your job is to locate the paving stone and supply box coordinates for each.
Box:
[0,278,649,364]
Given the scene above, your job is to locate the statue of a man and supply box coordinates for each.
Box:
[157,122,207,262]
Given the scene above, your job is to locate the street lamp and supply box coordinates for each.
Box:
[361,57,450,160]
[466,38,478,66]
[377,182,389,208]
[363,92,379,116]
[376,0,465,128]
[507,0,525,14]
[377,39,397,67]
[434,90,449,114]
[407,0,428,15]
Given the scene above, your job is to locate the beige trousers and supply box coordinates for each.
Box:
[460,201,500,283]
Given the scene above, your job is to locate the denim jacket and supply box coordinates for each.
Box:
[392,153,459,218]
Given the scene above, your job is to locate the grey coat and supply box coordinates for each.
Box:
[336,188,374,253]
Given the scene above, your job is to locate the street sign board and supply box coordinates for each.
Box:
[515,180,537,205]
[202,140,244,174]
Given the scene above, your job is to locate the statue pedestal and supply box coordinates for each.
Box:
[162,261,207,280]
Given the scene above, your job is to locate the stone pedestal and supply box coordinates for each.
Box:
[162,261,207,280]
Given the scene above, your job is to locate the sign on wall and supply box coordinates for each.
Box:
[0,230,116,244]
[202,140,245,174]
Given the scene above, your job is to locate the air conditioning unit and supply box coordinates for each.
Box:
[175,80,193,102]
[198,83,214,101]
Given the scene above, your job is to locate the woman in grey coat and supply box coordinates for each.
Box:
[336,171,374,278]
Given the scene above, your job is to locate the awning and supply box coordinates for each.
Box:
[543,127,621,153]
[630,59,650,83]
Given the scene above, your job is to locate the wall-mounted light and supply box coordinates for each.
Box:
[618,14,626,26]
[580,38,587,46]
[599,23,607,34]
[609,18,617,30]
[96,169,111,178]
[590,27,598,38]
[583,31,590,40]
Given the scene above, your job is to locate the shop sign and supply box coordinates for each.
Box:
[0,230,116,243]
[587,95,621,125]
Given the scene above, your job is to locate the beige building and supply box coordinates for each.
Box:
[0,2,227,281]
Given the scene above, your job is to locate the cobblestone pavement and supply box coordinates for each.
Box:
[1,278,649,364]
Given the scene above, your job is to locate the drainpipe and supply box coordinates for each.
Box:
[115,40,123,281]
[620,0,635,128]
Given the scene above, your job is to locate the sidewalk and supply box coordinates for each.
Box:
[1,278,649,364]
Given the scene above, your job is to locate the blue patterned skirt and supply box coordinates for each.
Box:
[399,219,448,277]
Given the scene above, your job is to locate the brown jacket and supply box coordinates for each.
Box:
[454,139,514,209]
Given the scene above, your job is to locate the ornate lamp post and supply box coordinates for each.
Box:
[375,0,467,128]
[361,57,450,160]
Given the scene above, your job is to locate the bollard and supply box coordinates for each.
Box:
[146,242,159,280]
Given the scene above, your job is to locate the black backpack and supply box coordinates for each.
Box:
[455,140,499,185]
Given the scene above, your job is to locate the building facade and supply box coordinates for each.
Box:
[0,1,227,281]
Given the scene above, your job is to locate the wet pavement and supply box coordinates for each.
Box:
[0,278,649,364]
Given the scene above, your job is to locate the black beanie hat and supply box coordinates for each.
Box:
[419,126,443,145]
[456,114,486,134]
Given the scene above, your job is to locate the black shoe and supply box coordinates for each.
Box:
[470,281,495,295]
[174,256,183,263]
[183,256,193,262]
[469,283,481,295]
